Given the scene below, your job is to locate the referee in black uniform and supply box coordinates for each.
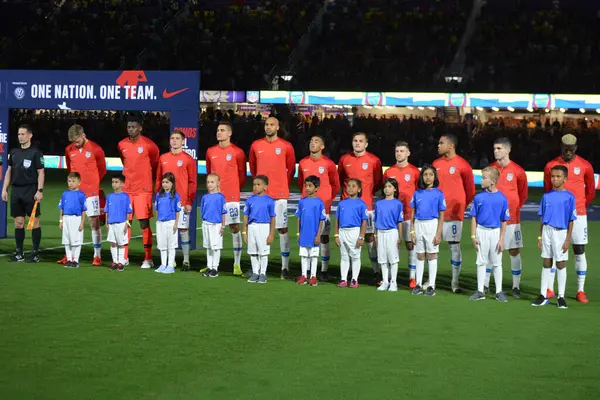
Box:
[1,124,45,262]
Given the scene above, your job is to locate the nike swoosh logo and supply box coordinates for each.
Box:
[303,169,309,171]
[346,164,352,167]
[258,150,264,153]
[162,162,168,164]
[211,156,218,159]
[162,88,189,98]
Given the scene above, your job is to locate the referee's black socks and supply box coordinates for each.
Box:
[32,227,41,253]
[15,228,25,253]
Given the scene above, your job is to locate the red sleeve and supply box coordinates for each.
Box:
[517,167,528,209]
[338,155,347,196]
[205,149,212,175]
[249,142,257,177]
[329,159,341,199]
[286,142,296,184]
[148,139,160,178]
[297,159,304,189]
[462,162,475,205]
[94,143,107,180]
[65,146,71,173]
[372,156,383,195]
[155,155,163,193]
[236,147,247,190]
[118,141,125,166]
[187,156,197,206]
[584,162,596,208]
[543,162,552,193]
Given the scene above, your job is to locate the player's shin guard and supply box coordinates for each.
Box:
[493,265,503,294]
[575,253,587,292]
[65,245,73,261]
[260,255,268,275]
[416,258,425,286]
[92,228,102,257]
[301,256,309,277]
[320,242,330,272]
[110,246,118,264]
[390,262,399,284]
[160,249,168,267]
[449,243,462,285]
[407,249,416,280]
[206,250,214,268]
[232,231,242,266]
[167,248,175,267]
[212,250,221,271]
[380,263,390,284]
[72,245,81,262]
[351,257,361,281]
[557,267,567,298]
[280,232,290,271]
[484,266,492,288]
[118,246,126,264]
[510,254,522,289]
[180,230,190,263]
[250,255,260,275]
[428,259,438,289]
[367,241,378,273]
[340,257,350,282]
[142,227,153,261]
[477,265,486,293]
[310,256,318,278]
[541,267,551,296]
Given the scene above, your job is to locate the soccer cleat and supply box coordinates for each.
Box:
[495,292,508,303]
[411,286,423,295]
[531,295,548,307]
[451,280,462,293]
[141,260,154,269]
[26,253,40,263]
[201,269,211,277]
[337,280,348,288]
[469,291,485,301]
[546,289,555,299]
[10,253,25,263]
[280,269,290,280]
[110,263,118,271]
[408,278,417,289]
[377,282,390,291]
[319,271,329,282]
[155,265,167,273]
[425,286,436,297]
[258,274,267,284]
[116,264,124,272]
[247,273,260,283]
[92,256,102,266]
[64,261,74,268]
[163,266,175,274]
[512,287,521,299]
[296,276,308,285]
[209,269,219,278]
[309,276,318,287]
[57,255,67,264]
[576,291,589,303]
[557,297,568,309]
[233,264,242,276]
[181,261,191,272]
[484,286,489,295]
[388,282,398,292]
[71,262,80,269]
[350,279,359,289]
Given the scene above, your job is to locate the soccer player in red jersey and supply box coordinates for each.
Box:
[487,137,528,298]
[297,135,340,281]
[118,116,159,268]
[433,134,475,293]
[544,134,595,303]
[156,130,197,271]
[206,121,247,275]
[60,124,107,266]
[383,141,420,288]
[338,132,383,280]
[249,117,296,279]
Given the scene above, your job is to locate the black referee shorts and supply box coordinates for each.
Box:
[11,185,41,218]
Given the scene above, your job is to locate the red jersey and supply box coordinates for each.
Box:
[65,140,106,198]
[383,163,420,218]
[206,143,247,202]
[156,151,197,206]
[433,155,475,221]
[249,137,295,199]
[118,136,159,195]
[489,161,528,224]
[298,155,340,213]
[338,152,383,210]
[544,155,595,215]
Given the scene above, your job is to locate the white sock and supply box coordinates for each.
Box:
[407,249,416,279]
[493,265,502,294]
[477,265,486,293]
[340,258,350,281]
[541,267,551,296]
[167,249,175,267]
[250,255,260,274]
[450,243,462,283]
[72,245,81,262]
[92,228,102,257]
[65,245,73,261]
[548,261,556,291]
[380,263,390,284]
[160,249,168,267]
[428,259,438,289]
[301,256,308,277]
[320,242,330,272]
[212,249,220,270]
[310,256,318,278]
[232,231,243,266]
[367,241,378,273]
[180,230,190,263]
[206,249,214,268]
[484,266,492,288]
[110,246,117,263]
[390,262,398,284]
[575,253,587,292]
[260,256,268,275]
[416,258,425,286]
[557,267,567,298]
[510,254,522,289]
[280,232,290,270]
[351,257,361,281]
[118,246,126,264]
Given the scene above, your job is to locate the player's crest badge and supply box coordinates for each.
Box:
[137,146,143,154]
[85,151,91,159]
[318,166,325,174]
[226,154,232,161]
[275,147,282,155]
[507,173,513,181]
[449,166,456,174]
[362,162,368,170]
[23,159,31,169]
[574,167,581,175]
[404,173,411,182]
[177,160,183,167]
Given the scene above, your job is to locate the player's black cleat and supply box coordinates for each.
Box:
[9,252,25,262]
[531,295,548,307]
[319,271,329,282]
[209,269,219,278]
[280,269,290,280]
[26,252,40,263]
[557,297,568,309]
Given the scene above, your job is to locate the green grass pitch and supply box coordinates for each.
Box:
[1,170,599,399]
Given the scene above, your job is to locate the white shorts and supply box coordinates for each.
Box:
[299,246,320,257]
[475,226,502,267]
[366,210,375,234]
[339,227,362,260]
[402,220,412,243]
[202,221,223,250]
[541,225,569,262]
[248,223,271,255]
[157,220,178,250]
[62,215,84,246]
[85,196,101,217]
[377,229,400,264]
[572,215,588,245]
[225,202,241,225]
[442,220,463,242]
[275,199,288,229]
[414,219,440,254]
[504,223,523,249]
[178,211,191,229]
[107,222,129,246]
[321,214,331,236]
